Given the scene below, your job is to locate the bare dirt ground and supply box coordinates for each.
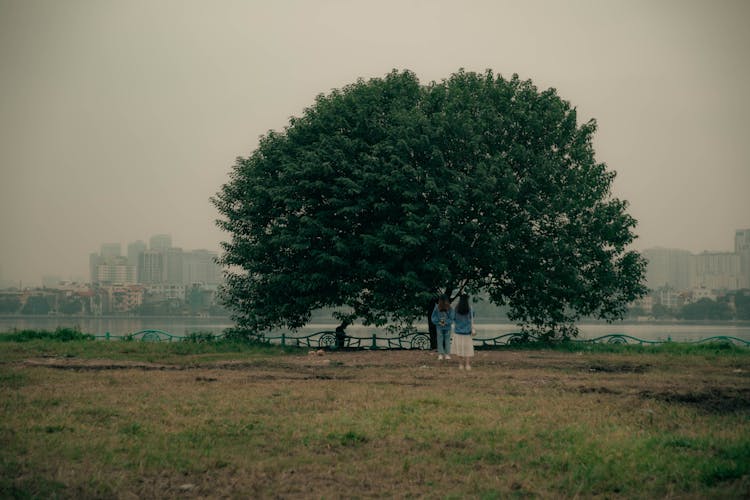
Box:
[17,348,655,370]
[19,348,750,414]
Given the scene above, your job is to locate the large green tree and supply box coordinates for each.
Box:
[213,69,646,339]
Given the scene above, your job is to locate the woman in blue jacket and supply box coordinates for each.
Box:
[430,294,454,360]
[451,293,475,370]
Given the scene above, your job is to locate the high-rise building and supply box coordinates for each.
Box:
[737,229,750,288]
[90,245,135,285]
[127,240,147,267]
[165,247,184,284]
[100,243,122,259]
[693,251,745,290]
[641,248,693,290]
[183,249,222,285]
[138,250,165,284]
[149,234,172,251]
[92,256,136,285]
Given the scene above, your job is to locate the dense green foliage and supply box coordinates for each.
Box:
[646,291,750,321]
[679,297,733,321]
[214,69,646,338]
[0,332,298,363]
[20,296,52,315]
[735,291,750,320]
[0,327,94,342]
[0,295,21,313]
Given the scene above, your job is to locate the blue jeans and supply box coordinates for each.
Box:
[437,329,451,355]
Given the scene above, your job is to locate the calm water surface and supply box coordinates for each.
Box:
[1,316,749,342]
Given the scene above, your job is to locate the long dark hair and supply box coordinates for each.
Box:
[456,294,470,315]
[437,294,451,312]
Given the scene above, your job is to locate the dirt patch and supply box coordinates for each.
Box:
[16,351,429,372]
[585,362,649,373]
[22,358,179,371]
[577,386,622,394]
[17,350,652,373]
[639,387,750,413]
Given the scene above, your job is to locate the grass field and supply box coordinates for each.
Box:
[1,335,749,498]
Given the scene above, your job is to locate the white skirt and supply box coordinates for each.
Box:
[451,333,474,357]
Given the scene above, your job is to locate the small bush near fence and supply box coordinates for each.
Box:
[181,331,217,343]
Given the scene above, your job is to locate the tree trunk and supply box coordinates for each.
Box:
[335,320,349,349]
[426,296,438,349]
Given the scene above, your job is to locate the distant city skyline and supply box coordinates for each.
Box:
[0,233,222,287]
[642,229,750,292]
[1,227,749,289]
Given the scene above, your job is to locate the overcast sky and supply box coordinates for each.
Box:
[1,0,749,285]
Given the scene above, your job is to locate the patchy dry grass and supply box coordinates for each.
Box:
[1,344,749,498]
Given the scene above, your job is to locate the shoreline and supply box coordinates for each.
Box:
[1,313,749,326]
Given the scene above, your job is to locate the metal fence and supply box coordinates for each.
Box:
[94,329,750,348]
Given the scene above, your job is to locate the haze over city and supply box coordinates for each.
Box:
[1,0,749,286]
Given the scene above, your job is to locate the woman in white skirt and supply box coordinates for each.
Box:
[451,293,475,370]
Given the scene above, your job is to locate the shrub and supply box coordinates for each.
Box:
[182,331,217,343]
[0,327,94,342]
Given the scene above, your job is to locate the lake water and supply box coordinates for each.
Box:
[1,316,749,343]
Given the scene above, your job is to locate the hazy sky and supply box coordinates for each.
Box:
[1,0,749,285]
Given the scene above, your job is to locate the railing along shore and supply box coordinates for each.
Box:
[93,329,750,348]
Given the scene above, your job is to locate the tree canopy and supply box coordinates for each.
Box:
[213,69,647,338]
[678,298,732,321]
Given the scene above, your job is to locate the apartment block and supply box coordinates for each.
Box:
[693,251,746,290]
[127,240,147,267]
[89,253,136,285]
[641,248,693,290]
[137,250,165,284]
